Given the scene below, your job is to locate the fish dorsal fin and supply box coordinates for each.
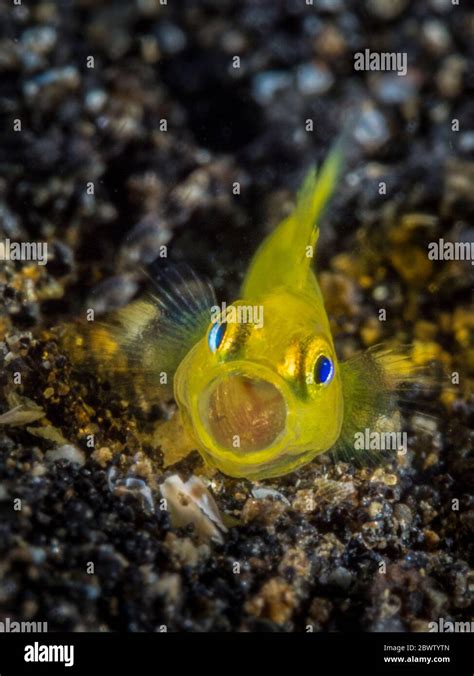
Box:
[63,263,216,404]
[241,142,344,299]
[142,262,216,374]
[145,263,216,346]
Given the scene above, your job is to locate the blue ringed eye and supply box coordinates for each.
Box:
[208,322,226,353]
[314,355,334,385]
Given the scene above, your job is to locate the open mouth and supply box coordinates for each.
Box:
[203,374,287,453]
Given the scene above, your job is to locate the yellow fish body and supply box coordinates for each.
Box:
[65,144,414,480]
[175,148,345,479]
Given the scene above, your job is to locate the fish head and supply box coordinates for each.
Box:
[174,291,343,479]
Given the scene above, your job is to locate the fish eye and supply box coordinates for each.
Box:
[208,321,227,353]
[314,355,334,385]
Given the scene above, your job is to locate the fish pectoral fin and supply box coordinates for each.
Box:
[152,411,199,468]
[153,412,219,478]
[332,344,437,464]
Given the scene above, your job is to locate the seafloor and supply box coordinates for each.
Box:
[0,1,473,631]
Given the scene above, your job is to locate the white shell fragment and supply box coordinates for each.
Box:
[106,468,156,514]
[160,474,228,544]
[251,486,291,505]
[45,444,85,467]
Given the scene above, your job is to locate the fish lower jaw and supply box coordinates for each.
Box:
[197,443,326,481]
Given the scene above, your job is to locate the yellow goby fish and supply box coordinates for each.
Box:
[65,143,414,480]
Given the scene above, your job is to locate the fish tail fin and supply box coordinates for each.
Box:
[332,345,441,464]
[60,299,168,398]
[242,140,345,298]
